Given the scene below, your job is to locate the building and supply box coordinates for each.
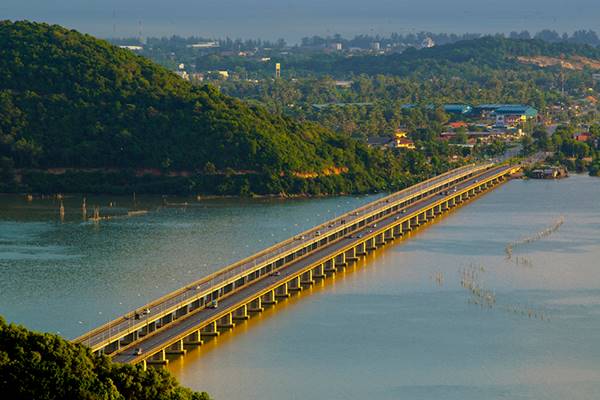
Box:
[444,104,472,115]
[331,42,342,51]
[367,130,415,150]
[494,105,538,126]
[421,37,435,48]
[119,45,143,51]
[574,132,591,142]
[187,42,219,49]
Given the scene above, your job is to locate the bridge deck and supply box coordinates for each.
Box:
[111,164,515,364]
[75,163,492,351]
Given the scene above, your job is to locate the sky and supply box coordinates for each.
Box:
[2,0,600,42]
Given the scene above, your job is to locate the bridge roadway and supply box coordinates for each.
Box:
[75,163,491,352]
[112,164,516,365]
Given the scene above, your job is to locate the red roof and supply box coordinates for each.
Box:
[449,121,468,129]
[574,132,591,142]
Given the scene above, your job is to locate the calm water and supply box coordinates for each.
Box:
[1,175,600,399]
[0,192,380,337]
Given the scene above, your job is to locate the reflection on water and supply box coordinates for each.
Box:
[2,175,600,399]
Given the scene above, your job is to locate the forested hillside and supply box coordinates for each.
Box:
[0,21,426,195]
[0,317,210,400]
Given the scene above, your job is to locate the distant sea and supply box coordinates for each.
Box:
[3,0,600,43]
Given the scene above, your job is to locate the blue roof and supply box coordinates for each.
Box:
[443,104,472,114]
[494,105,537,116]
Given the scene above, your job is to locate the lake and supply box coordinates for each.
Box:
[1,175,600,399]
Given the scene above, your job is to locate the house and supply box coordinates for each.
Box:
[367,130,415,150]
[574,132,591,142]
[494,105,538,126]
[448,121,469,129]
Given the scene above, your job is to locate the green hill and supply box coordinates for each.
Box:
[0,21,419,195]
[0,316,210,400]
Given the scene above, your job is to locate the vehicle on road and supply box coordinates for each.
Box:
[134,348,143,355]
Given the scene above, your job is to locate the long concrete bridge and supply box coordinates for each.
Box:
[74,162,520,367]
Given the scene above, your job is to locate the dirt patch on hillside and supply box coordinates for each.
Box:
[517,55,600,70]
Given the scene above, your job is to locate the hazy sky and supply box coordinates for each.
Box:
[3,0,600,42]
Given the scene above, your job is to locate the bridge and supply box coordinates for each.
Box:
[74,163,520,368]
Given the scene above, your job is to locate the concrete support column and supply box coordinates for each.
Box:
[175,305,189,319]
[233,304,250,320]
[104,340,120,354]
[217,313,235,329]
[441,201,449,211]
[288,276,302,291]
[384,228,394,241]
[248,297,264,312]
[426,208,435,220]
[120,331,139,346]
[147,349,168,365]
[418,212,427,224]
[356,242,367,256]
[393,224,403,237]
[275,283,290,298]
[301,270,315,285]
[324,258,337,273]
[262,290,278,305]
[365,237,376,251]
[313,264,325,279]
[375,233,385,246]
[334,253,346,268]
[201,321,220,337]
[184,330,203,346]
[345,247,358,262]
[166,339,186,355]
[402,220,412,232]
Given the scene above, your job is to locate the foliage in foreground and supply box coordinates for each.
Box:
[0,317,210,400]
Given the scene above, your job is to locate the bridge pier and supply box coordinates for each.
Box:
[384,228,394,242]
[365,237,377,251]
[183,330,203,346]
[275,283,290,298]
[393,224,403,237]
[355,242,367,255]
[288,276,302,291]
[324,258,336,273]
[312,263,325,279]
[147,349,168,365]
[120,331,139,346]
[104,340,120,355]
[262,289,278,305]
[175,305,189,319]
[201,321,220,337]
[345,247,359,262]
[165,339,186,355]
[233,304,250,320]
[418,212,427,224]
[217,313,235,329]
[426,208,435,220]
[402,220,412,232]
[375,233,385,247]
[248,297,264,312]
[334,253,346,269]
[300,270,315,285]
